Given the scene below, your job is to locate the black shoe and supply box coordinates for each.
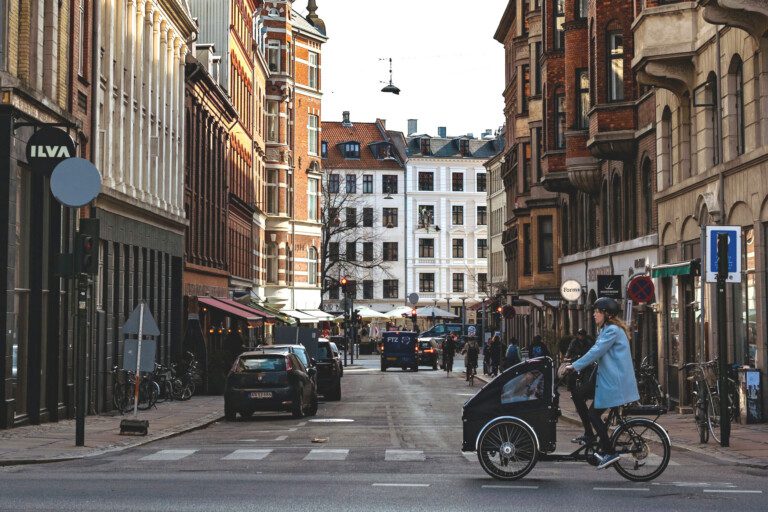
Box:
[571,434,596,445]
[595,452,621,469]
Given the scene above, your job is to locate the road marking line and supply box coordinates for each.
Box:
[372,483,430,488]
[385,449,425,461]
[274,435,288,441]
[304,449,349,461]
[223,449,273,461]
[296,422,307,427]
[593,487,649,492]
[140,449,196,461]
[703,490,763,494]
[482,485,539,490]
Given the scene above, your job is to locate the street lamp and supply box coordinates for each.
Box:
[459,297,468,339]
[379,57,401,95]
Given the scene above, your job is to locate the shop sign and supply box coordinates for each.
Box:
[588,266,612,282]
[25,126,76,176]
[559,280,582,302]
[597,275,622,299]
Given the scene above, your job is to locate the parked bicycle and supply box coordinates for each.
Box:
[680,360,738,443]
[636,356,664,406]
[111,366,158,413]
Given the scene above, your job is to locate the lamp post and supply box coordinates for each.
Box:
[459,297,468,339]
[445,297,451,327]
[432,298,438,327]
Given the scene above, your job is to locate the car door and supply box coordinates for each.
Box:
[291,354,310,400]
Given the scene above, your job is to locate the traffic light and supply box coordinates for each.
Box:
[75,218,100,275]
[496,306,503,314]
[340,276,351,295]
[410,308,417,319]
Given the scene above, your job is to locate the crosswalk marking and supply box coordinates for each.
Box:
[385,449,425,461]
[304,449,349,461]
[223,449,273,461]
[140,449,196,461]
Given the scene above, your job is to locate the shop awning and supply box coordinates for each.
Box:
[198,297,260,322]
[217,298,275,320]
[281,309,322,324]
[251,302,296,325]
[299,309,337,322]
[651,259,700,278]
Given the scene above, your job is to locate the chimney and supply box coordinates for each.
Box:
[342,111,351,126]
[377,118,386,129]
[437,126,447,138]
[407,119,418,136]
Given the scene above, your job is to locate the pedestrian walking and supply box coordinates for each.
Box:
[462,337,480,384]
[443,334,457,376]
[489,335,503,376]
[529,335,550,359]
[501,336,521,371]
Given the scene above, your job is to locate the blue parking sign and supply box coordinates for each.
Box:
[705,226,741,283]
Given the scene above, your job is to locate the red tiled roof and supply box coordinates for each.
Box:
[322,121,405,171]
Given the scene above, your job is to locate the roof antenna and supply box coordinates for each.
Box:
[379,58,401,95]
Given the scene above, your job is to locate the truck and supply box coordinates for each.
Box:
[380,331,419,372]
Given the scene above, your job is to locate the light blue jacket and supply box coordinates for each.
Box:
[572,323,639,409]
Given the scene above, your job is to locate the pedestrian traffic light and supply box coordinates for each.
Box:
[75,218,100,275]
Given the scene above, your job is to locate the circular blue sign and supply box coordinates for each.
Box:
[50,158,102,207]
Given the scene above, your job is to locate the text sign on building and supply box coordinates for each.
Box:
[25,126,76,176]
[560,280,582,302]
[705,226,741,283]
[597,275,622,299]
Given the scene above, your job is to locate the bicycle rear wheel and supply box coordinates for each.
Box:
[611,418,670,482]
[696,400,709,444]
[707,390,721,443]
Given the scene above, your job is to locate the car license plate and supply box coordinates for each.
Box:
[250,391,272,399]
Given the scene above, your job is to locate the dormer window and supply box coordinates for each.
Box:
[420,137,431,155]
[321,141,328,158]
[343,142,360,158]
[460,139,470,156]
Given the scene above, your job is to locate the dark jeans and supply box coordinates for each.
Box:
[444,356,454,373]
[570,388,594,438]
[588,405,614,454]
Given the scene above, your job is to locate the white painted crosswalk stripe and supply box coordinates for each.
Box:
[304,449,349,461]
[222,449,273,461]
[140,449,197,461]
[385,449,425,461]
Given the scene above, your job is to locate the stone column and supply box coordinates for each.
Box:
[151,11,162,206]
[158,24,168,209]
[124,0,138,193]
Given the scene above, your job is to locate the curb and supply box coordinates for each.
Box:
[0,412,224,467]
[467,372,768,469]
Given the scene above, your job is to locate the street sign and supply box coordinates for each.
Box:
[597,275,622,299]
[627,275,655,303]
[122,303,161,336]
[705,226,741,283]
[408,293,419,305]
[50,158,102,207]
[25,126,76,176]
[560,279,582,302]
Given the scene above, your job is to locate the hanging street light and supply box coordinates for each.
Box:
[380,57,401,95]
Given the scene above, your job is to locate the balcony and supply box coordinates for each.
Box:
[699,0,768,41]
[541,171,574,193]
[567,163,602,195]
[632,2,698,96]
[586,102,637,160]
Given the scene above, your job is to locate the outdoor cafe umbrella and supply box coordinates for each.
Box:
[416,306,459,319]
[353,306,389,320]
[383,306,414,319]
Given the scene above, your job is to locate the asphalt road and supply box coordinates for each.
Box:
[1,355,766,511]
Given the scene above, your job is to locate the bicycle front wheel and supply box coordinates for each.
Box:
[707,391,721,443]
[477,419,538,481]
[611,418,670,482]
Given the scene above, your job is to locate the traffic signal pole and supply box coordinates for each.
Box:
[75,274,89,446]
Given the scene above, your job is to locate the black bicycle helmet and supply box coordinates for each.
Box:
[593,296,620,316]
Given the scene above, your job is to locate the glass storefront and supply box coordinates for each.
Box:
[733,227,756,367]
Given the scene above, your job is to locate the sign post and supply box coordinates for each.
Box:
[716,233,731,447]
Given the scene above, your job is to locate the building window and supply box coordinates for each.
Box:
[363,242,373,262]
[533,42,542,95]
[419,273,435,292]
[321,141,328,158]
[383,279,398,298]
[608,32,624,101]
[577,0,588,18]
[478,273,487,292]
[383,242,398,261]
[344,142,360,158]
[362,175,373,193]
[346,280,357,299]
[267,169,279,214]
[363,207,373,227]
[308,178,319,221]
[78,0,88,76]
[308,51,318,89]
[477,239,488,258]
[383,208,398,227]
[266,243,278,283]
[642,158,653,235]
[329,242,339,262]
[522,142,532,192]
[661,107,673,187]
[346,174,357,193]
[329,285,339,300]
[346,242,356,261]
[363,280,374,300]
[477,173,486,192]
[477,205,487,225]
[452,205,464,225]
[346,207,357,227]
[267,40,280,73]
[576,69,590,129]
[418,172,434,191]
[419,238,434,258]
[382,175,398,194]
[554,0,565,50]
[308,247,318,285]
[420,138,431,155]
[521,64,530,113]
[707,72,721,166]
[555,91,566,148]
[452,273,465,293]
[452,239,465,258]
[452,172,464,191]
[523,223,532,276]
[733,57,745,156]
[267,101,279,142]
[418,205,434,226]
[611,175,622,243]
[308,115,319,155]
[328,174,340,193]
[538,216,553,272]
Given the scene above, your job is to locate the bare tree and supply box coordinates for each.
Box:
[320,169,394,296]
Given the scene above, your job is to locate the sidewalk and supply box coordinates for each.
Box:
[473,373,768,469]
[0,396,223,466]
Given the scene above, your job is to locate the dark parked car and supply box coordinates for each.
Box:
[224,351,318,420]
[315,339,342,400]
[260,344,316,382]
[416,339,441,370]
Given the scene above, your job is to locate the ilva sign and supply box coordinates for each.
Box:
[25,126,76,176]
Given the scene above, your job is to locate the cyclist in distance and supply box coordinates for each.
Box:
[463,337,480,383]
[443,333,457,377]
[565,297,639,469]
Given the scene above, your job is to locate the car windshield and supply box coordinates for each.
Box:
[293,347,309,366]
[316,344,331,359]
[238,356,285,372]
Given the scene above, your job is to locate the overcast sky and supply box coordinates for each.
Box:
[298,0,508,138]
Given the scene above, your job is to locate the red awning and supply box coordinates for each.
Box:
[216,298,275,320]
[198,297,260,322]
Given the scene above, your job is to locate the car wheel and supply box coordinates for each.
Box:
[292,389,306,418]
[432,361,438,371]
[224,402,237,422]
[308,392,319,416]
[412,366,419,372]
[380,360,386,372]
[329,380,342,401]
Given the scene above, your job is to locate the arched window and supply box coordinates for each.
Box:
[607,31,624,101]
[266,243,278,284]
[661,107,673,188]
[624,163,636,239]
[562,205,570,256]
[706,71,721,166]
[729,56,745,156]
[642,158,653,235]
[308,247,318,285]
[611,174,622,243]
[601,181,609,245]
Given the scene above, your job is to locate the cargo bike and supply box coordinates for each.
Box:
[461,357,671,482]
